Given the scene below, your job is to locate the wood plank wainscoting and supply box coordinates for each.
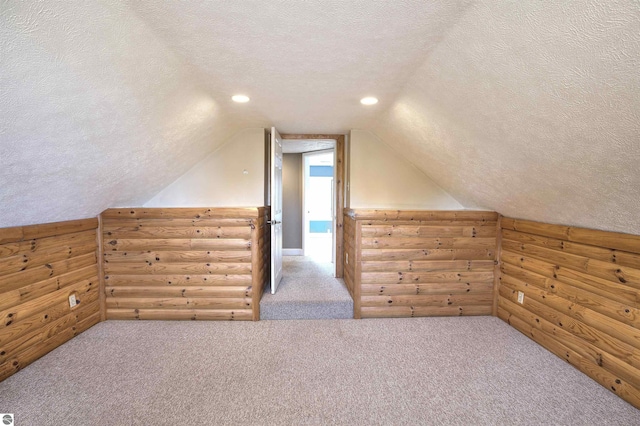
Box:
[2,208,639,410]
[0,219,101,381]
[344,210,498,319]
[497,217,640,409]
[101,208,269,321]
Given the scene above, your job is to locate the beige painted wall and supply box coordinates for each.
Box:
[348,129,462,210]
[144,128,266,207]
[282,154,303,249]
[145,127,462,211]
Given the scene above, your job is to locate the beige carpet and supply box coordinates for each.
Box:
[0,317,637,425]
[260,256,353,320]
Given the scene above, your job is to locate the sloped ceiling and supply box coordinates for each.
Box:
[1,1,639,234]
[373,1,640,234]
[0,1,244,227]
[124,0,473,133]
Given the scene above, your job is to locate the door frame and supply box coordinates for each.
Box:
[281,134,345,278]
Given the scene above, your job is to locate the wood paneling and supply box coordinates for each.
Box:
[492,215,503,315]
[252,209,270,321]
[0,218,100,381]
[102,208,268,321]
[498,217,640,409]
[343,214,358,318]
[345,209,497,319]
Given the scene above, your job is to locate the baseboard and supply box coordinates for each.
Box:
[283,248,303,256]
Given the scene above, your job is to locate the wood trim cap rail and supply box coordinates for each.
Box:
[502,217,640,255]
[345,209,498,221]
[0,219,99,244]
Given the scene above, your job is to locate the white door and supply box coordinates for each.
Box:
[270,127,284,294]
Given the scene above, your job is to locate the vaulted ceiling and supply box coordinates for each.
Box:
[1,1,639,233]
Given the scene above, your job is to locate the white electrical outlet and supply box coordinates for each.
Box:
[69,294,77,308]
[517,291,525,304]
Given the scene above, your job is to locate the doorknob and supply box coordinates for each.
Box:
[267,220,281,225]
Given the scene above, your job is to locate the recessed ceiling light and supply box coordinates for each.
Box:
[360,97,378,105]
[232,95,250,103]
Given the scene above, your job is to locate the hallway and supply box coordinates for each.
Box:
[260,256,353,320]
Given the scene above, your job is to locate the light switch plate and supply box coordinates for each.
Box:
[517,291,524,304]
[69,294,77,308]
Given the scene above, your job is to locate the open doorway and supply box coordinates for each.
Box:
[261,134,352,319]
[281,141,335,264]
[303,149,335,264]
[280,134,345,278]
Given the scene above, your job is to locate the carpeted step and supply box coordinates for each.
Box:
[260,299,353,320]
[260,256,354,320]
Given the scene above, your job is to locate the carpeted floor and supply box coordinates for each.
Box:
[0,317,637,425]
[260,256,353,320]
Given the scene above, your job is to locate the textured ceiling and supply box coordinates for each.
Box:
[0,1,242,226]
[0,0,471,227]
[282,140,335,154]
[372,1,640,234]
[1,1,639,235]
[125,0,473,134]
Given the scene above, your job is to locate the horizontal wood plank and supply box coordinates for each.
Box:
[105,286,252,298]
[501,272,640,350]
[104,274,253,286]
[361,293,493,307]
[0,239,96,277]
[103,262,251,275]
[104,226,252,239]
[361,248,495,261]
[104,238,251,251]
[0,269,98,313]
[107,308,253,320]
[101,208,262,219]
[503,239,640,289]
[0,218,97,244]
[361,271,494,285]
[0,230,97,259]
[361,282,493,296]
[106,297,252,309]
[346,209,498,221]
[502,229,640,270]
[361,305,492,318]
[102,218,255,227]
[0,279,98,329]
[0,228,24,245]
[502,217,640,254]
[361,225,496,238]
[0,252,97,294]
[361,220,497,227]
[103,250,251,264]
[499,286,640,370]
[501,250,640,305]
[361,260,495,273]
[501,263,639,327]
[361,237,496,250]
